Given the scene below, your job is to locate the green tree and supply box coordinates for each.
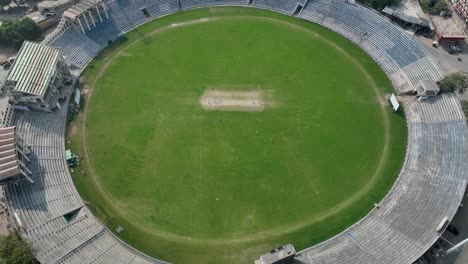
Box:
[419,0,449,13]
[438,72,468,93]
[0,0,10,8]
[0,230,36,264]
[0,17,41,49]
[462,101,468,118]
[434,0,448,12]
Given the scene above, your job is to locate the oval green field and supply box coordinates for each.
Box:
[75,7,407,264]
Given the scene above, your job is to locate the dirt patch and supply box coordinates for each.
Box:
[200,89,265,112]
[66,124,77,137]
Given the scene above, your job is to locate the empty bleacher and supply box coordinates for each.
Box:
[49,27,102,69]
[3,109,166,264]
[253,0,301,14]
[16,1,468,264]
[142,0,180,18]
[47,0,445,96]
[296,94,468,264]
[298,0,444,93]
[180,0,246,10]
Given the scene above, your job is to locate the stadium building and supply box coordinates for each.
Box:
[1,41,72,112]
[0,1,466,264]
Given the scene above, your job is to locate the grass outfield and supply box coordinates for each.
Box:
[68,7,407,264]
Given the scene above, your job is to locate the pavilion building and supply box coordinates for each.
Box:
[2,41,72,112]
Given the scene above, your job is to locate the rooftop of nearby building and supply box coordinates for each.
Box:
[63,0,103,20]
[25,11,50,24]
[431,15,467,38]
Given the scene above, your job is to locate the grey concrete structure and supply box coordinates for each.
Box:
[3,108,166,264]
[0,0,462,264]
[0,126,32,183]
[253,0,307,14]
[2,42,72,112]
[255,244,296,264]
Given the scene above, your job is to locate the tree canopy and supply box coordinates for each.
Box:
[0,17,41,49]
[0,230,36,264]
[462,101,468,118]
[437,72,468,93]
[420,0,449,14]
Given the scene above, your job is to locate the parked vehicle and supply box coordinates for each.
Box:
[447,224,460,236]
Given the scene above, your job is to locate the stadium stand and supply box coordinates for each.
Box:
[0,126,32,183]
[2,42,73,112]
[0,1,462,264]
[296,94,468,264]
[43,0,445,95]
[180,0,246,10]
[299,0,444,94]
[3,108,165,264]
[253,0,304,14]
[49,27,102,68]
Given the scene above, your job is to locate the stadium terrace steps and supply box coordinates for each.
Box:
[3,110,163,264]
[253,0,301,14]
[345,215,422,263]
[180,0,246,9]
[49,27,102,69]
[56,230,157,264]
[297,233,379,263]
[404,93,466,123]
[143,0,180,17]
[298,0,444,94]
[296,94,468,264]
[9,1,466,264]
[402,57,445,87]
[47,0,445,96]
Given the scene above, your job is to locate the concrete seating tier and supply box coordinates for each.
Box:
[17,1,466,264]
[180,0,246,10]
[3,110,165,264]
[142,0,180,17]
[296,94,468,264]
[298,0,444,93]
[404,94,465,123]
[253,0,300,14]
[49,27,102,69]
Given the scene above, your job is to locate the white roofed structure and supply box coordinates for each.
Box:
[2,41,72,112]
[6,42,60,97]
[417,80,440,98]
[389,94,400,111]
[62,0,109,34]
[0,126,31,183]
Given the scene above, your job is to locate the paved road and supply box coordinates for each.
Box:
[412,34,468,74]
